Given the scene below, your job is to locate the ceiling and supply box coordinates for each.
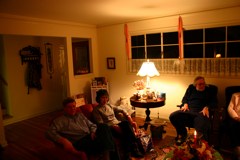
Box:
[0,0,240,27]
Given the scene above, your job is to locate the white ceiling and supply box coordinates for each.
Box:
[0,0,240,27]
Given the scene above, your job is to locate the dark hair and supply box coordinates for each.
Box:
[96,89,109,103]
[193,76,205,86]
[62,97,75,107]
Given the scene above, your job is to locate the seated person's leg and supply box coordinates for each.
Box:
[193,114,211,140]
[118,121,143,158]
[73,124,117,159]
[169,110,190,139]
[229,120,240,160]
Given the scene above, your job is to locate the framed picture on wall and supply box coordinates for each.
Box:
[107,57,116,69]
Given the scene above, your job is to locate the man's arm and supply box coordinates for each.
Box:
[181,85,193,105]
[180,85,193,111]
[57,137,87,159]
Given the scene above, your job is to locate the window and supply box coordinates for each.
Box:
[130,25,240,59]
[129,25,240,77]
[72,38,92,75]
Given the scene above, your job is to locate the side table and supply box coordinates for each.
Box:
[130,97,165,122]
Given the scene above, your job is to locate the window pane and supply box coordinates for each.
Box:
[184,44,203,58]
[132,47,145,59]
[146,33,161,45]
[184,29,203,43]
[147,46,161,58]
[205,43,225,58]
[72,38,91,75]
[227,42,240,57]
[227,25,240,41]
[131,35,144,46]
[163,32,178,44]
[205,27,225,42]
[163,46,179,58]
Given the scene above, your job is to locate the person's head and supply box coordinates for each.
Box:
[193,76,206,91]
[96,89,109,105]
[62,97,77,116]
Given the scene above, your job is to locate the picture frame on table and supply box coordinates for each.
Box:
[107,57,116,69]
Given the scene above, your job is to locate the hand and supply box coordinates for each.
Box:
[58,137,75,151]
[181,104,189,112]
[112,124,122,134]
[76,151,88,160]
[200,107,209,118]
[90,132,96,140]
[58,137,87,160]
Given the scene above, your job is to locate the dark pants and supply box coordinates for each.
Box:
[73,123,115,155]
[111,121,137,152]
[229,119,240,147]
[169,110,211,140]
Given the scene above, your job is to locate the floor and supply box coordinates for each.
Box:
[0,111,235,159]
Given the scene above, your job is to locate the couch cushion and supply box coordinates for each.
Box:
[80,104,94,120]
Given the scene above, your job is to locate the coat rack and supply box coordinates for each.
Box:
[19,46,42,94]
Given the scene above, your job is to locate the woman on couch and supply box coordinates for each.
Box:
[92,89,143,159]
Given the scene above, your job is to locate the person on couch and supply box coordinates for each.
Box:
[92,89,143,159]
[46,97,117,160]
[228,92,240,160]
[169,76,217,145]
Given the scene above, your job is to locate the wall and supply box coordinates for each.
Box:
[0,15,99,125]
[97,6,240,120]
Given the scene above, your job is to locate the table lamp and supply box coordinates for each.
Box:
[137,60,160,89]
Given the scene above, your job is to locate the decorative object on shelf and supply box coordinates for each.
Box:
[91,77,108,104]
[19,46,42,94]
[45,43,54,79]
[137,59,160,89]
[93,77,107,85]
[107,57,116,69]
[133,79,145,90]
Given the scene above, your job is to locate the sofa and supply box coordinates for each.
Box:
[47,96,128,160]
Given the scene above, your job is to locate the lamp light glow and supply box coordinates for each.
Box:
[137,60,159,89]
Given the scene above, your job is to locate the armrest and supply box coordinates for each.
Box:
[177,104,183,108]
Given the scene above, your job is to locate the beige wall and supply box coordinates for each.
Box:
[97,6,240,119]
[0,15,100,125]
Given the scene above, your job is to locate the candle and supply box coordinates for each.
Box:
[194,130,197,145]
[194,130,197,139]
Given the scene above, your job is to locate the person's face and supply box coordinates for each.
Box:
[99,95,109,105]
[64,102,77,116]
[195,78,206,91]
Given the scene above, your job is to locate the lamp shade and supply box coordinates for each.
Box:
[137,60,160,77]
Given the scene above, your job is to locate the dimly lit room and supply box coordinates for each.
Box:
[1,0,240,159]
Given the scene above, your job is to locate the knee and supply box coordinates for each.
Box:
[169,111,180,121]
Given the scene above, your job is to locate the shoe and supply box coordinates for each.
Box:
[175,135,187,146]
[131,148,144,158]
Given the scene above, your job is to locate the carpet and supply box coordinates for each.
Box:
[132,135,176,160]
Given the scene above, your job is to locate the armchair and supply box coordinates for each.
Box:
[218,86,240,155]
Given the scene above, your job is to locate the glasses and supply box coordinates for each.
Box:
[196,83,206,86]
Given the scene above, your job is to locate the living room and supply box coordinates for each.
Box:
[0,1,240,151]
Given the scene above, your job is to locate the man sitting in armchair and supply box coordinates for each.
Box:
[46,97,118,160]
[169,76,217,145]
